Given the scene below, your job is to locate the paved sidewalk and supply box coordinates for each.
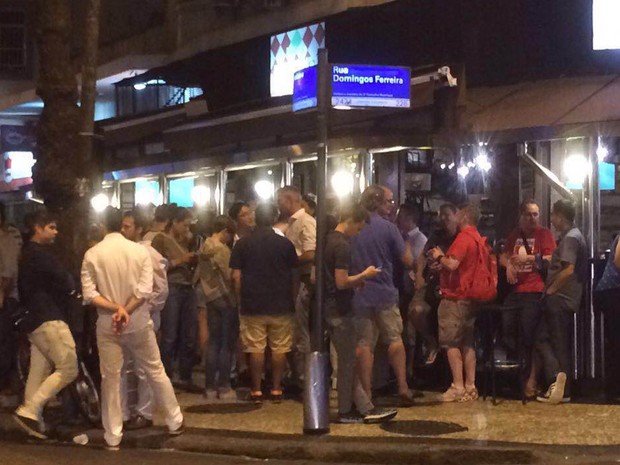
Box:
[173,390,620,446]
[3,391,620,464]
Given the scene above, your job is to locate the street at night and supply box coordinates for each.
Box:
[3,1,620,464]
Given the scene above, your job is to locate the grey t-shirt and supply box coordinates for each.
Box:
[545,227,587,311]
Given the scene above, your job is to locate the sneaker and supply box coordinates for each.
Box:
[13,411,47,440]
[124,415,153,431]
[537,373,566,405]
[338,410,365,424]
[218,388,237,402]
[204,389,218,401]
[537,391,571,404]
[536,374,567,404]
[363,407,398,424]
[169,422,185,436]
[440,384,466,402]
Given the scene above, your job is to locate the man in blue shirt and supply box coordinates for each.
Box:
[352,185,414,405]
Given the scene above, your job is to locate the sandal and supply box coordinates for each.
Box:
[460,385,479,402]
[249,391,263,404]
[440,384,465,402]
[270,390,283,404]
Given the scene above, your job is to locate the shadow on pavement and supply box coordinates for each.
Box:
[184,403,262,414]
[381,420,468,436]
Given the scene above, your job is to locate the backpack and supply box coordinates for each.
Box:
[462,229,498,302]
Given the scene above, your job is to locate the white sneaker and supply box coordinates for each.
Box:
[536,372,567,405]
[204,389,218,401]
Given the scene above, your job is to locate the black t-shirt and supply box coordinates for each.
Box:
[18,242,76,332]
[324,230,354,316]
[230,227,298,316]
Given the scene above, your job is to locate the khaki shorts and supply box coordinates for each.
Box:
[355,304,404,348]
[438,299,477,348]
[240,314,294,354]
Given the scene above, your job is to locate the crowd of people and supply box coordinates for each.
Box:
[0,184,589,447]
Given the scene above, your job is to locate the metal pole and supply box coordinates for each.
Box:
[303,48,330,435]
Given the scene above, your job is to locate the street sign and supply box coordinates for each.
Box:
[292,66,318,112]
[331,64,410,109]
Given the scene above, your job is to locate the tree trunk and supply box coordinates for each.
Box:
[79,0,100,162]
[34,0,82,210]
[34,0,99,276]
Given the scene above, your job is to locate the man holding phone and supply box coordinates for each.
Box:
[151,206,198,389]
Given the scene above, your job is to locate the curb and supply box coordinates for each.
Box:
[0,414,535,465]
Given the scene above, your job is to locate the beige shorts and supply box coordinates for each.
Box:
[240,314,294,354]
[438,299,477,348]
[355,304,404,348]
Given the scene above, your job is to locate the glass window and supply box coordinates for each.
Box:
[134,179,160,206]
[169,176,194,207]
[0,10,26,71]
[225,165,281,212]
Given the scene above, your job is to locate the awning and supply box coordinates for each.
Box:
[466,75,620,139]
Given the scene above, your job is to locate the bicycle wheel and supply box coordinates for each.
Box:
[70,360,101,425]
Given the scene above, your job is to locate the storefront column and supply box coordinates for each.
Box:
[282,159,293,187]
[159,174,168,206]
[216,169,227,215]
[111,181,121,208]
[360,149,373,188]
[585,136,600,380]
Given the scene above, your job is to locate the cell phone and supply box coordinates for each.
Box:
[376,265,383,270]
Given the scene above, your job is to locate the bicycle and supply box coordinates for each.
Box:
[14,304,102,426]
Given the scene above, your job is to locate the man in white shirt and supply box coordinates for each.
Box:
[277,186,316,385]
[119,209,170,430]
[81,207,183,449]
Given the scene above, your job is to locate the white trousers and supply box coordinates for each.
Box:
[121,313,161,421]
[18,320,78,422]
[97,321,182,447]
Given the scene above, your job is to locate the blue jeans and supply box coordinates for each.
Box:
[205,297,239,390]
[161,285,197,383]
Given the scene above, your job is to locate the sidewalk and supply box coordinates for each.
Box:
[3,391,620,464]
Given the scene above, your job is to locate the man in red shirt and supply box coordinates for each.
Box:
[500,199,555,397]
[430,203,481,402]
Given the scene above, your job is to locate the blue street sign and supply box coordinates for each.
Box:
[292,66,318,112]
[331,64,410,109]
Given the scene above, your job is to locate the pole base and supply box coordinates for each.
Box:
[302,351,330,435]
[303,428,330,435]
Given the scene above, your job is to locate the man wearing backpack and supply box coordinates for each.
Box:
[430,203,490,402]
